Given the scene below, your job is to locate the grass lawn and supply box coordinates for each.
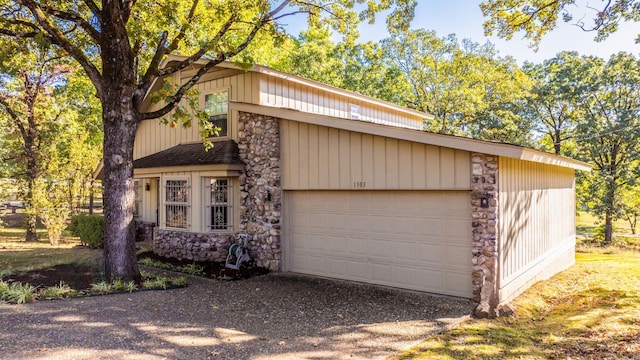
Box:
[393,249,640,359]
[0,238,101,275]
[576,211,636,235]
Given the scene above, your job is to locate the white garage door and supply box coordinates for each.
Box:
[284,190,473,298]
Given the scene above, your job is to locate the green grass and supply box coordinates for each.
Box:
[576,211,636,235]
[0,238,101,274]
[393,250,640,360]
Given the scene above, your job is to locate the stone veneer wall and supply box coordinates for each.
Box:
[471,153,500,318]
[237,112,282,271]
[135,221,156,242]
[153,230,234,262]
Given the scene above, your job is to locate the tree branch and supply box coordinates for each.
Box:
[20,0,103,98]
[35,2,101,41]
[140,9,274,120]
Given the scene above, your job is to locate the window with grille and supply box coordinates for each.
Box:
[205,178,232,231]
[134,180,142,221]
[205,91,228,137]
[165,179,189,229]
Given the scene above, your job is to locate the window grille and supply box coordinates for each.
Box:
[205,91,228,137]
[205,178,232,231]
[165,179,189,229]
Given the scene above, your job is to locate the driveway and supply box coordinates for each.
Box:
[0,272,473,359]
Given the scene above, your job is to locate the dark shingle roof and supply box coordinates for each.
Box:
[133,140,244,169]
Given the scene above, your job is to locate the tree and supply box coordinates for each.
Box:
[522,51,587,155]
[620,183,640,235]
[275,27,410,105]
[480,0,640,46]
[576,53,640,245]
[0,0,416,283]
[379,29,533,144]
[0,37,70,242]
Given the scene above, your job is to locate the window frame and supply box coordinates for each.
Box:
[203,177,233,233]
[204,89,229,138]
[133,179,142,221]
[163,176,190,230]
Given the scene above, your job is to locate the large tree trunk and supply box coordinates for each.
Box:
[602,177,616,246]
[604,212,613,246]
[102,104,142,283]
[24,153,38,242]
[99,5,143,284]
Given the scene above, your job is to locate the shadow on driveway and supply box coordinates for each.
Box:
[0,273,474,359]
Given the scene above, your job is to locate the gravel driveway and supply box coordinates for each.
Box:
[0,272,473,359]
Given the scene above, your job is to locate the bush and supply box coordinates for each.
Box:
[69,215,104,248]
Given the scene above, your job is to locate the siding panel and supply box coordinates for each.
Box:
[281,120,471,191]
[498,157,576,303]
[134,73,255,160]
[258,75,425,130]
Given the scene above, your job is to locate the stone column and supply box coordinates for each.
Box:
[470,153,499,318]
[237,112,282,271]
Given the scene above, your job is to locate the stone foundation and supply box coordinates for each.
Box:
[237,112,282,271]
[153,229,235,262]
[135,221,156,242]
[470,153,500,318]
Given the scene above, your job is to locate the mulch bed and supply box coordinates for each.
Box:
[4,263,98,290]
[4,250,269,291]
[136,251,270,280]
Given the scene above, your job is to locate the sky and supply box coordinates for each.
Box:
[281,1,640,65]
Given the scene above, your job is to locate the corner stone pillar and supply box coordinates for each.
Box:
[470,153,499,318]
[237,112,282,271]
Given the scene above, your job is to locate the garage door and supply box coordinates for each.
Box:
[284,190,473,297]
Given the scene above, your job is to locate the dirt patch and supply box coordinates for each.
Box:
[3,249,268,291]
[137,251,269,280]
[4,262,99,290]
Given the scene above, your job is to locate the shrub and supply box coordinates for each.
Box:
[39,282,78,300]
[0,282,38,304]
[70,215,104,248]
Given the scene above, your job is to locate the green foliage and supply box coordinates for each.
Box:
[89,281,112,295]
[138,257,174,271]
[480,0,640,47]
[180,263,205,276]
[522,52,587,156]
[39,282,78,300]
[70,215,104,248]
[575,52,640,244]
[111,279,137,292]
[0,281,38,304]
[379,29,533,144]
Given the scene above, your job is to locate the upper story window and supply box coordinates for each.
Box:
[205,91,228,137]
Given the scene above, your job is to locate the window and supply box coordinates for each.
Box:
[205,91,228,137]
[133,180,142,221]
[165,179,189,229]
[205,178,232,231]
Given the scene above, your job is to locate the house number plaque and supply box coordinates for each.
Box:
[353,181,366,188]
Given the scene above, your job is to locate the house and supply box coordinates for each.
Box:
[122,56,590,317]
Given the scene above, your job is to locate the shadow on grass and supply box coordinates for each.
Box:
[395,286,640,360]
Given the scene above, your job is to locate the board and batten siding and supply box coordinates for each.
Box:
[498,157,576,303]
[259,76,424,130]
[133,71,260,160]
[281,120,471,191]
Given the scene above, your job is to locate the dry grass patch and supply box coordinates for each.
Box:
[393,251,640,359]
[0,238,100,274]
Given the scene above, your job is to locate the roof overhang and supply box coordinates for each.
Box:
[230,101,592,172]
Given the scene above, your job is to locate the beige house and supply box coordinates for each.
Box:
[126,56,590,317]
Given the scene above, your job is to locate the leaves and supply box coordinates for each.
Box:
[480,0,640,47]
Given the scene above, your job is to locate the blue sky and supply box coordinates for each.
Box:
[281,1,640,64]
